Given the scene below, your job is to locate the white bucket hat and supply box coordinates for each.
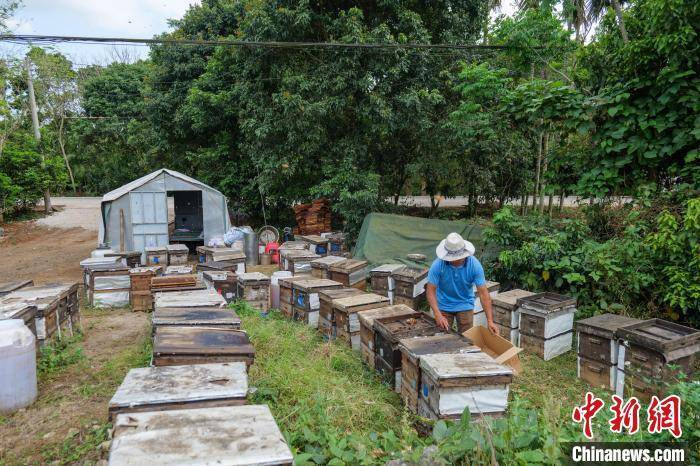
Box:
[436,232,475,261]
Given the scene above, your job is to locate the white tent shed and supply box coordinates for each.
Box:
[98,169,231,253]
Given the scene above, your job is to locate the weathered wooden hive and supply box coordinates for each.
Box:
[574,313,644,391]
[310,255,347,279]
[88,263,130,308]
[153,326,255,367]
[616,319,699,399]
[391,267,429,309]
[472,280,501,328]
[291,278,342,327]
[490,288,534,345]
[297,234,330,256]
[369,264,406,302]
[104,250,141,268]
[419,352,513,420]
[285,250,321,276]
[374,313,440,391]
[153,289,227,311]
[1,283,80,347]
[0,280,33,297]
[108,405,294,466]
[129,266,162,312]
[329,259,368,290]
[151,274,200,294]
[517,292,577,361]
[210,249,246,274]
[80,256,120,289]
[202,271,238,302]
[328,232,347,255]
[144,246,168,266]
[334,293,390,349]
[152,306,241,332]
[196,245,216,263]
[237,272,271,311]
[197,260,239,273]
[317,287,365,338]
[164,265,194,276]
[166,243,189,265]
[357,304,416,370]
[399,333,480,413]
[108,362,248,421]
[278,276,310,318]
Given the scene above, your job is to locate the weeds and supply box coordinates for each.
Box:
[38,333,86,378]
[40,423,110,465]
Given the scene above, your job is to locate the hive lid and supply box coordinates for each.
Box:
[153,307,241,326]
[202,271,235,282]
[517,292,577,312]
[237,272,270,284]
[109,405,293,466]
[279,241,308,250]
[297,234,327,245]
[286,250,321,261]
[292,279,342,293]
[310,256,347,269]
[109,362,248,409]
[80,256,119,268]
[574,313,645,339]
[616,318,700,355]
[165,243,189,252]
[0,280,34,294]
[317,287,365,302]
[144,246,167,253]
[130,266,162,275]
[370,264,406,276]
[399,333,479,359]
[154,289,227,309]
[197,260,239,271]
[278,276,312,288]
[333,293,389,311]
[104,250,141,258]
[4,283,76,302]
[357,304,416,327]
[0,302,37,321]
[373,313,439,342]
[329,259,368,273]
[165,265,194,275]
[491,289,535,311]
[211,249,246,261]
[391,267,428,282]
[153,327,254,356]
[420,351,513,380]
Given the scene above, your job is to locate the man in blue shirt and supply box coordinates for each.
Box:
[426,232,498,334]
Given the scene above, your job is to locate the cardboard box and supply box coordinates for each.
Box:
[463,325,523,376]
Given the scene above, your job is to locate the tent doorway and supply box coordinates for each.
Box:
[168,191,204,244]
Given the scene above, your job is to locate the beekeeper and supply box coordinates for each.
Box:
[426,232,498,334]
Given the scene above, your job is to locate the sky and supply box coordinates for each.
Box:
[2,0,518,66]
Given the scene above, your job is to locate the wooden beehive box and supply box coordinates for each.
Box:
[203,271,238,302]
[166,243,190,265]
[297,234,330,256]
[333,293,389,349]
[153,289,227,310]
[285,251,321,275]
[197,260,239,273]
[164,265,194,276]
[491,288,534,330]
[145,246,168,266]
[109,405,293,466]
[108,362,248,421]
[153,326,255,367]
[196,245,216,263]
[278,276,309,318]
[420,352,513,419]
[328,232,346,255]
[329,259,368,289]
[575,314,645,391]
[237,272,271,311]
[104,250,141,268]
[151,274,198,292]
[391,267,429,299]
[317,287,365,338]
[399,333,480,413]
[152,307,241,332]
[517,292,577,361]
[80,256,120,289]
[373,313,441,390]
[357,304,416,369]
[210,249,246,274]
[291,279,342,327]
[473,280,501,327]
[89,264,130,308]
[0,280,33,297]
[369,264,405,296]
[310,256,346,279]
[129,266,162,292]
[616,319,699,398]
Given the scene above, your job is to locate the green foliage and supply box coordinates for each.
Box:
[485,198,700,326]
[37,332,86,378]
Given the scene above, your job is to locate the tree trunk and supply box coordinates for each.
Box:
[539,132,549,213]
[559,191,566,212]
[520,193,527,215]
[548,194,554,218]
[58,116,76,192]
[26,57,52,214]
[610,0,629,43]
[533,132,543,210]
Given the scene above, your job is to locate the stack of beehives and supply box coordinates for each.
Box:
[310,255,346,279]
[237,272,271,311]
[202,271,238,303]
[291,278,342,327]
[491,289,534,346]
[369,264,405,303]
[334,293,390,350]
[473,280,500,328]
[317,287,365,339]
[391,266,428,309]
[145,246,168,266]
[327,232,348,256]
[297,234,330,256]
[517,292,577,361]
[88,263,131,308]
[129,266,162,312]
[293,198,331,235]
[329,258,368,290]
[166,244,189,265]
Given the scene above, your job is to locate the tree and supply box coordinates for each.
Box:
[589,0,630,43]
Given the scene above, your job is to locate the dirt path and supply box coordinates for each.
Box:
[0,215,150,465]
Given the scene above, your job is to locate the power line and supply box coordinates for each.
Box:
[0,34,529,52]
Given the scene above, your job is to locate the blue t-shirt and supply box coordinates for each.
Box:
[427,257,486,312]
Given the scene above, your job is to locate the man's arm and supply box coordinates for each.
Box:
[426,283,449,331]
[476,285,498,334]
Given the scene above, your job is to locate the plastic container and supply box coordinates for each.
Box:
[270,271,293,309]
[0,319,37,414]
[243,227,259,266]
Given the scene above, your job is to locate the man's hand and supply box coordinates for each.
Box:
[435,312,450,331]
[488,319,498,335]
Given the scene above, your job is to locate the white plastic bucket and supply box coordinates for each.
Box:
[0,319,38,414]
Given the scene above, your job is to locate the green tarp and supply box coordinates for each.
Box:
[353,213,498,268]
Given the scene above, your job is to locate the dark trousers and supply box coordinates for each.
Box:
[443,310,473,334]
